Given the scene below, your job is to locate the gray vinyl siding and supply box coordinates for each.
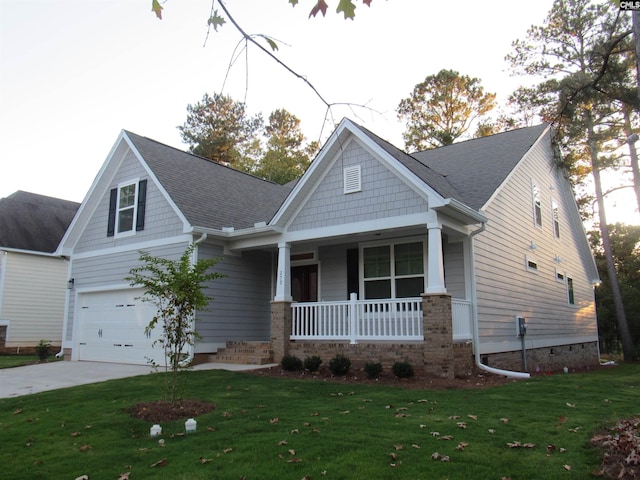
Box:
[0,253,67,346]
[75,149,185,254]
[195,243,272,343]
[443,240,466,298]
[288,140,428,232]
[65,241,189,341]
[474,136,597,354]
[317,244,353,301]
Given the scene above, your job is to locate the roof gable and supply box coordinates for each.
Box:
[412,124,549,210]
[124,132,292,230]
[0,191,79,253]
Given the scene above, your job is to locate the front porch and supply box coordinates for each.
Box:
[272,293,474,379]
[291,294,473,344]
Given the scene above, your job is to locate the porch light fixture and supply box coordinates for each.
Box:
[529,241,537,250]
[554,255,563,263]
[67,278,75,290]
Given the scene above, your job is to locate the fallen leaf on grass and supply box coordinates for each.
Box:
[290,429,299,434]
[117,473,130,480]
[13,409,23,415]
[199,457,212,464]
[269,418,279,424]
[412,444,421,449]
[456,442,469,451]
[389,452,398,461]
[467,414,478,420]
[488,429,496,434]
[566,403,576,408]
[207,427,216,432]
[563,465,572,471]
[449,415,460,420]
[150,458,167,468]
[456,422,467,429]
[78,445,93,452]
[500,418,509,424]
[70,432,82,437]
[223,448,233,454]
[278,440,288,446]
[74,476,88,480]
[440,435,454,441]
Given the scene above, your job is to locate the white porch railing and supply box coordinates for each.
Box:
[291,294,473,343]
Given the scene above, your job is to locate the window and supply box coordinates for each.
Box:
[567,277,575,305]
[343,165,361,194]
[532,182,542,227]
[107,179,147,237]
[555,269,565,282]
[552,201,560,238]
[362,241,424,299]
[526,256,538,272]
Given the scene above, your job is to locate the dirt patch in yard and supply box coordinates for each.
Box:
[127,399,216,423]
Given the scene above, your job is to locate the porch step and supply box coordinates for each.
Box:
[210,341,274,365]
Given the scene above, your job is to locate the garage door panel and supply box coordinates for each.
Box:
[77,290,166,365]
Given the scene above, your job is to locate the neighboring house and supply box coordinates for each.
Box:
[0,191,80,352]
[57,119,600,377]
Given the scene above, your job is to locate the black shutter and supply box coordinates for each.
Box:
[136,179,147,231]
[346,248,359,299]
[107,188,117,237]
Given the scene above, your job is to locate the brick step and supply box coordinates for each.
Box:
[208,341,274,365]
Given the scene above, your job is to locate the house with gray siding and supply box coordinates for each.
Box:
[0,191,79,352]
[57,118,600,377]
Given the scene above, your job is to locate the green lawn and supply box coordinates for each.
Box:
[0,364,638,479]
[0,355,42,369]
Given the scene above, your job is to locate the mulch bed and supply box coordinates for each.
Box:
[127,399,216,423]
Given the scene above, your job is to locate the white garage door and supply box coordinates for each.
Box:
[77,289,165,365]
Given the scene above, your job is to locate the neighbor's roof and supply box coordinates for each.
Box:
[412,124,549,210]
[125,131,293,230]
[0,191,80,253]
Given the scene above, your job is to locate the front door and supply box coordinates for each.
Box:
[291,264,318,302]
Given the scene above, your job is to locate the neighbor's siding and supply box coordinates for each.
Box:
[75,149,185,254]
[195,243,272,344]
[0,252,67,347]
[474,132,598,355]
[288,139,428,232]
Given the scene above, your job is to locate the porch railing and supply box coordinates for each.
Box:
[291,294,473,344]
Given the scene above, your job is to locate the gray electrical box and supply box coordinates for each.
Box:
[516,316,527,336]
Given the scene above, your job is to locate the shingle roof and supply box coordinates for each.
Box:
[0,191,80,253]
[412,124,549,210]
[124,132,292,230]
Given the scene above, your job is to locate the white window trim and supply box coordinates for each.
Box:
[551,200,560,239]
[359,237,426,299]
[343,165,362,194]
[531,180,543,229]
[555,268,566,283]
[114,178,139,238]
[525,255,538,273]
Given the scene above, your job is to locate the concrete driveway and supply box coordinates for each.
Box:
[0,361,276,398]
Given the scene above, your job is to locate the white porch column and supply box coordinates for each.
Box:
[274,242,292,301]
[426,222,447,294]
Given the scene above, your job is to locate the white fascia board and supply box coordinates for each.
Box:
[0,247,65,258]
[434,198,488,225]
[70,234,193,261]
[122,133,192,233]
[482,124,551,210]
[282,212,432,243]
[56,130,131,254]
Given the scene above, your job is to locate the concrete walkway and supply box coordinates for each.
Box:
[0,361,276,398]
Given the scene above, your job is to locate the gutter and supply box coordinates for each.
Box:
[469,222,530,380]
[179,233,208,367]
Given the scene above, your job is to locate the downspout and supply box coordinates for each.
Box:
[469,223,530,379]
[56,256,73,358]
[179,233,208,367]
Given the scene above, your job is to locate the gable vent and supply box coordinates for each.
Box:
[343,165,362,194]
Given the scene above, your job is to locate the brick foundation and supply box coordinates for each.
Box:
[480,341,600,373]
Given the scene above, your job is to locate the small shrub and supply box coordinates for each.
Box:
[303,355,322,372]
[328,354,351,375]
[281,354,303,371]
[364,362,383,379]
[392,361,414,379]
[34,340,51,361]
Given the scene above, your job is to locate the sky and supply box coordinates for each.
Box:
[1,0,638,225]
